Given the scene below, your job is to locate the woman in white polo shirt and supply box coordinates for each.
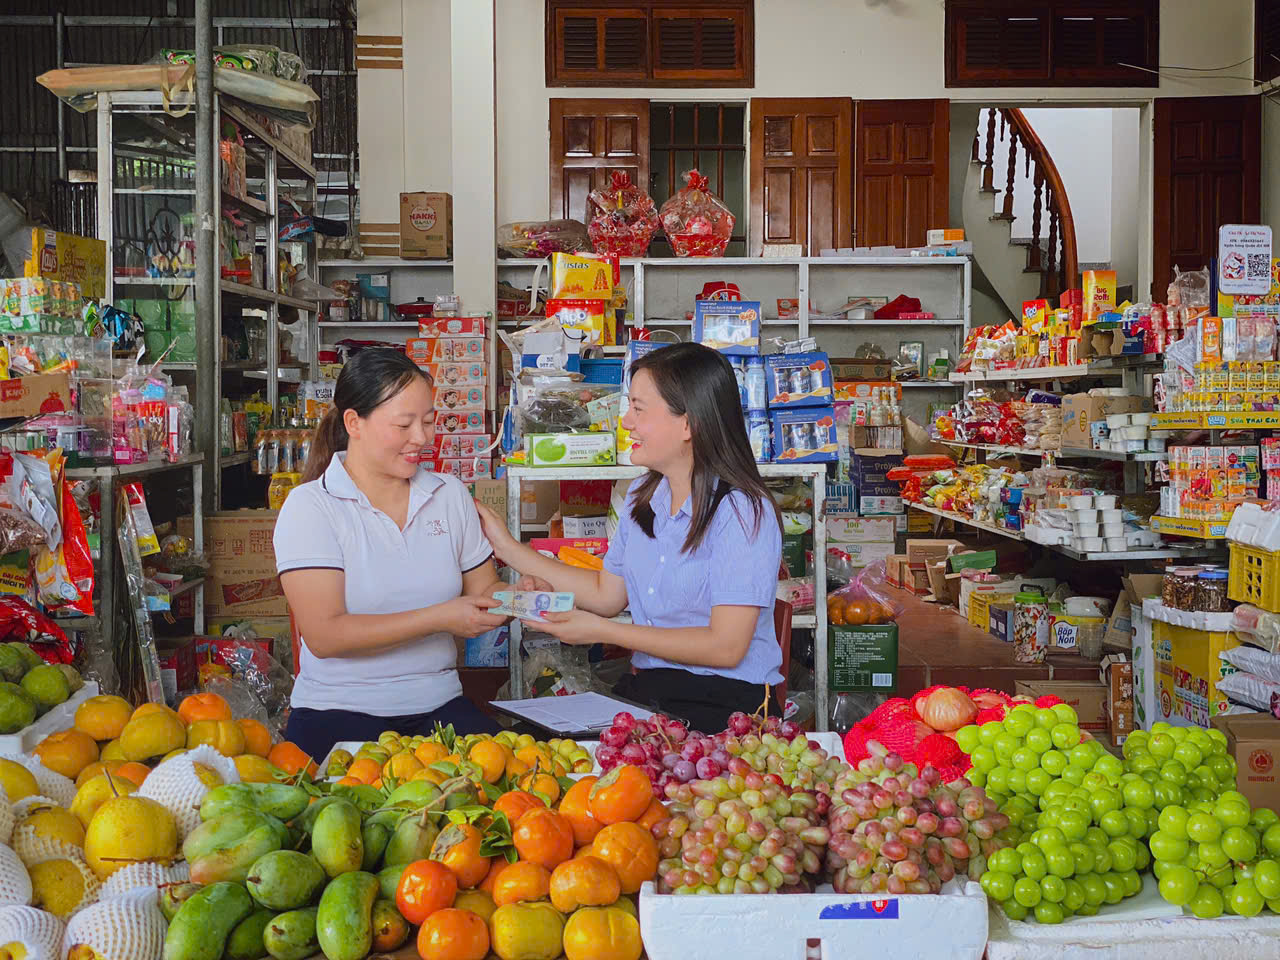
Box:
[274,347,509,760]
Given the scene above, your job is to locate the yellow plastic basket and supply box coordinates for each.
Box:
[1228,542,1280,613]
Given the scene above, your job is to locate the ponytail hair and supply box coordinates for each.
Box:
[300,347,431,484]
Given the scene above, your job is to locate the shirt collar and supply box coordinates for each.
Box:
[322,452,444,512]
[652,476,693,521]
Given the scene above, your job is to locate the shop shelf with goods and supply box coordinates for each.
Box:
[95,89,319,509]
[503,462,830,726]
[497,255,970,421]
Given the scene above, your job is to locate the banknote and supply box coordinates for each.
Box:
[492,591,575,619]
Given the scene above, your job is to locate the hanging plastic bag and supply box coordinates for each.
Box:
[34,478,94,616]
[658,169,735,257]
[0,598,73,664]
[825,560,902,627]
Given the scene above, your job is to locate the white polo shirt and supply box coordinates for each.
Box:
[273,452,493,716]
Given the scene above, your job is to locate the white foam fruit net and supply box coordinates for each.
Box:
[0,844,31,906]
[0,754,74,808]
[29,855,100,920]
[137,745,239,840]
[61,887,165,960]
[0,904,64,959]
[100,860,190,901]
[11,797,84,868]
[0,790,14,846]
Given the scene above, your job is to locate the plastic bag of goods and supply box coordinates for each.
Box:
[658,169,735,257]
[496,220,591,258]
[588,171,659,257]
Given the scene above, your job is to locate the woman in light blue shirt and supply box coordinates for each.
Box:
[477,342,784,732]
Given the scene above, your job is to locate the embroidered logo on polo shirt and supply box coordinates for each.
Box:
[421,519,448,536]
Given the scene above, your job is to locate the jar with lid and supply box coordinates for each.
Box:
[1168,566,1204,610]
[1013,591,1049,663]
[1194,570,1230,612]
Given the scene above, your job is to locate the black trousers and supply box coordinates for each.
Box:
[285,696,500,764]
[614,667,768,735]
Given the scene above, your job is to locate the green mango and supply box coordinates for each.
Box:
[263,907,319,960]
[363,808,402,832]
[293,795,339,835]
[162,881,253,960]
[381,780,441,810]
[381,814,439,867]
[183,808,269,863]
[311,798,363,878]
[189,824,282,885]
[377,863,408,901]
[361,821,391,872]
[316,871,379,960]
[245,850,326,911]
[201,783,310,822]
[443,783,479,810]
[225,908,274,960]
[158,882,204,923]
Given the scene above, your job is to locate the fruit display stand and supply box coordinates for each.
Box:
[502,463,830,726]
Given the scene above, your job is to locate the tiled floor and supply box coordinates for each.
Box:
[887,585,1102,696]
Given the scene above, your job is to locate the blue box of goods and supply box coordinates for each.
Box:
[764,352,833,408]
[693,300,760,356]
[578,357,623,387]
[769,406,838,463]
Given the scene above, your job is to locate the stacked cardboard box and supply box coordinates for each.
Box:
[825,516,896,574]
[1100,653,1134,746]
[411,316,492,481]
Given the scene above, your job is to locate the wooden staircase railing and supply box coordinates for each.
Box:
[971,107,1079,299]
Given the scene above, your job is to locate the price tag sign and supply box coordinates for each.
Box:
[1218,224,1273,295]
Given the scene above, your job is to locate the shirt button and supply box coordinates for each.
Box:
[660,556,665,563]
[648,588,654,595]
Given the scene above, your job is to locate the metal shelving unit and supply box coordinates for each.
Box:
[503,463,831,729]
[97,88,318,508]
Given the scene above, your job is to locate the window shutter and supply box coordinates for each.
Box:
[547,1,751,87]
[946,1,1157,87]
[1257,0,1280,83]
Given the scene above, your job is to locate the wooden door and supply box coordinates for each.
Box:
[854,99,950,249]
[549,99,650,224]
[1153,96,1261,298]
[749,98,853,256]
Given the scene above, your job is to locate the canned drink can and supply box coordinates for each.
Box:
[747,413,770,462]
[788,366,811,396]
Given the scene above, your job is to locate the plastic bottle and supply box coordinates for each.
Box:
[745,356,767,410]
[830,692,860,734]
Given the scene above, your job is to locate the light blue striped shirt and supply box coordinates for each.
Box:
[604,476,783,685]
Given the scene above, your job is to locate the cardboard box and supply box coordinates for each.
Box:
[1100,653,1133,710]
[832,541,896,570]
[0,373,71,419]
[520,481,559,524]
[906,538,965,566]
[826,516,896,544]
[926,561,961,606]
[770,407,839,463]
[525,432,615,467]
[1015,679,1108,732]
[418,316,486,338]
[781,532,810,577]
[829,623,898,692]
[1104,574,1163,649]
[693,300,761,355]
[1153,619,1241,728]
[435,410,486,434]
[529,537,609,560]
[853,453,902,488]
[399,191,453,259]
[1047,613,1106,654]
[988,602,1016,643]
[1060,393,1149,450]
[471,479,507,523]
[764,352,833,407]
[830,358,893,381]
[158,640,196,706]
[1211,712,1280,811]
[927,228,965,245]
[884,555,908,588]
[179,511,284,617]
[563,515,607,538]
[860,496,903,514]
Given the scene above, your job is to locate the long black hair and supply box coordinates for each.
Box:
[301,347,431,483]
[628,342,780,553]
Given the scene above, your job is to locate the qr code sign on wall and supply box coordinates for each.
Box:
[1248,253,1271,284]
[1220,224,1273,296]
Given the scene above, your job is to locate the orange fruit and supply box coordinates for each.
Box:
[177,692,232,725]
[414,741,449,766]
[590,822,659,894]
[383,752,423,781]
[334,775,363,788]
[267,741,317,778]
[512,808,574,871]
[562,904,642,960]
[467,740,507,784]
[113,762,152,787]
[493,790,546,826]
[491,860,551,907]
[237,718,272,757]
[479,857,512,896]
[346,757,383,785]
[430,823,490,888]
[120,709,187,762]
[558,777,603,847]
[416,907,488,960]
[131,702,181,723]
[549,855,621,913]
[396,858,457,925]
[588,765,653,825]
[233,755,280,784]
[73,695,133,741]
[635,798,670,832]
[517,770,561,805]
[33,729,99,780]
[186,719,246,757]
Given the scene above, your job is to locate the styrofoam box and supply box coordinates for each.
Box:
[640,878,988,960]
[0,680,99,754]
[1143,598,1234,633]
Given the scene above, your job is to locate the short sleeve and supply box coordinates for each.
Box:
[603,479,642,577]
[274,485,344,573]
[709,494,780,609]
[442,477,493,572]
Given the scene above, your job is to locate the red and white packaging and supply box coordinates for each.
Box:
[435,410,486,434]
[434,384,486,412]
[419,316,487,338]
[425,457,493,481]
[418,361,486,385]
[435,433,492,459]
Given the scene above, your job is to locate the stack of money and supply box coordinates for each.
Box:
[492,590,575,619]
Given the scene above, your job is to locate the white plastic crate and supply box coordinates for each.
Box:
[0,680,99,754]
[638,879,988,960]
